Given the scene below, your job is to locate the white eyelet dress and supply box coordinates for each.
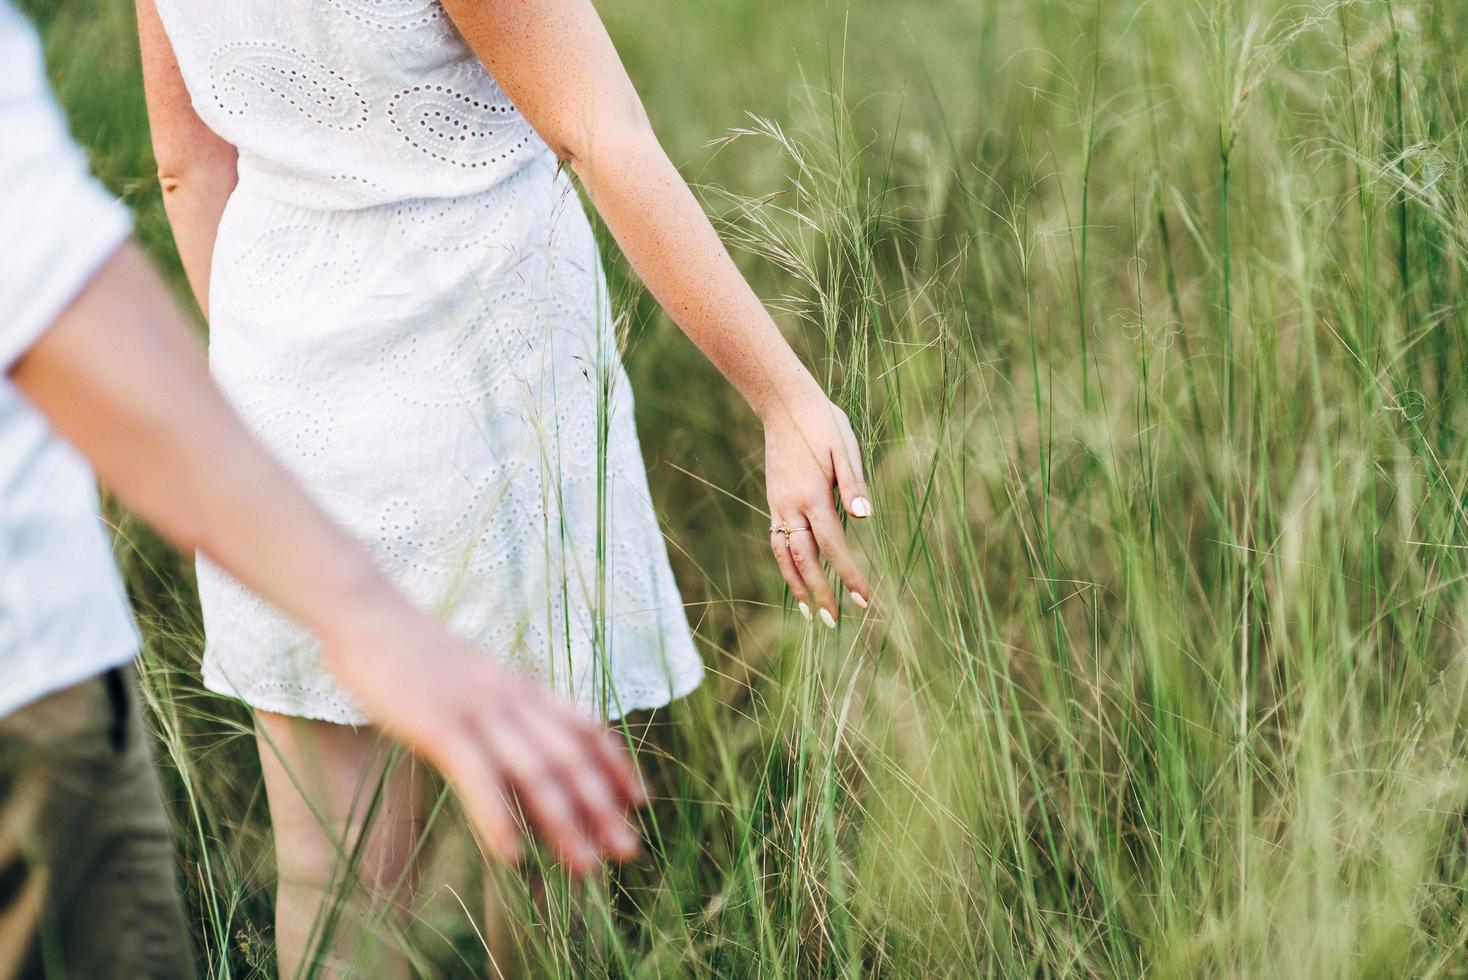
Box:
[151,0,704,724]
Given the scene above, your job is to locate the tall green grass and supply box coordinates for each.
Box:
[26,0,1468,974]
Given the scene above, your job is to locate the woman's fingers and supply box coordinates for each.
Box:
[830,417,872,519]
[833,443,863,519]
[807,505,871,609]
[770,525,815,620]
[786,525,839,626]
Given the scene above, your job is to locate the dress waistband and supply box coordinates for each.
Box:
[230,147,558,214]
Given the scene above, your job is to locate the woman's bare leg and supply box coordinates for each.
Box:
[256,711,425,980]
[482,846,605,977]
[482,862,524,978]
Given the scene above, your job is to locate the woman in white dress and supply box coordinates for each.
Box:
[136,0,873,972]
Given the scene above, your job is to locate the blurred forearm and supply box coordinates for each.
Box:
[10,241,653,865]
[9,241,395,647]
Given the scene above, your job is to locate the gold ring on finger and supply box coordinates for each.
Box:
[769,522,810,543]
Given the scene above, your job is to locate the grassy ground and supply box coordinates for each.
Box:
[24,0,1468,975]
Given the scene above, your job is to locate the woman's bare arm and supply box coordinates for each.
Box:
[136,0,237,317]
[443,0,817,423]
[441,0,874,619]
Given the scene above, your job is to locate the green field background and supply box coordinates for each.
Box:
[22,0,1468,976]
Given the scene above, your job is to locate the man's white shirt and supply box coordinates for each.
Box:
[0,0,142,717]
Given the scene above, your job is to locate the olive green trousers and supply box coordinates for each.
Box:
[0,666,193,979]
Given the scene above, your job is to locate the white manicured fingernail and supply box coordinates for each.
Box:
[850,591,868,609]
[798,601,812,621]
[819,608,837,629]
[850,496,872,518]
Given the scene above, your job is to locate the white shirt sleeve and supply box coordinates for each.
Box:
[0,0,133,369]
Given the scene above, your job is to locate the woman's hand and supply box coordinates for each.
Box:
[763,390,874,626]
[322,605,647,878]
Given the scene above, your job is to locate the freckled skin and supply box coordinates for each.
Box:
[139,0,872,608]
[443,0,875,616]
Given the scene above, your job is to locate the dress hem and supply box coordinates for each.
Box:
[201,654,705,727]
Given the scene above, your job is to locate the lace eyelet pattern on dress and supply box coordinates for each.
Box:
[209,41,369,131]
[323,0,444,34]
[156,0,705,724]
[387,84,536,169]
